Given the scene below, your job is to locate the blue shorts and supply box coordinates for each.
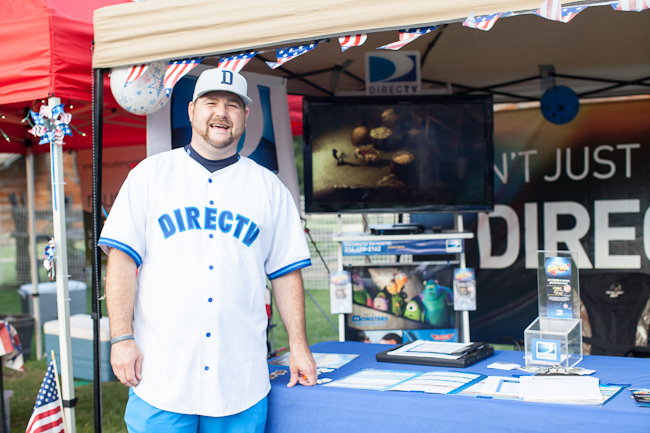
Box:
[124,388,267,433]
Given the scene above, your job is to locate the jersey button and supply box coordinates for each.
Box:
[205,366,209,371]
[208,179,213,183]
[206,333,211,337]
[209,234,214,239]
[210,201,214,205]
[208,298,213,302]
[209,265,213,270]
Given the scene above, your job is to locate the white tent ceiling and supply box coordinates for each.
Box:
[93,1,650,102]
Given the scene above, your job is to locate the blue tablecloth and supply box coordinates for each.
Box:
[267,341,650,433]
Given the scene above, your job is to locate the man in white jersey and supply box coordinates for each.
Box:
[99,68,317,433]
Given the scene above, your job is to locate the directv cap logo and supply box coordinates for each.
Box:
[221,70,233,85]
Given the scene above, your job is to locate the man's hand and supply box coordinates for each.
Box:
[287,344,317,387]
[111,339,143,387]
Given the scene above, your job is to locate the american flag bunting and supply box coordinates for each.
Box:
[377,26,438,50]
[163,58,203,97]
[218,52,257,72]
[612,0,650,10]
[25,360,65,433]
[463,12,503,31]
[338,34,368,52]
[265,44,318,69]
[560,5,589,22]
[124,64,149,87]
[535,0,563,21]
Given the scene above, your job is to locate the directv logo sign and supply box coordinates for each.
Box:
[365,51,421,95]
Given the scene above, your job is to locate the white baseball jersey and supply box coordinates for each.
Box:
[99,148,311,417]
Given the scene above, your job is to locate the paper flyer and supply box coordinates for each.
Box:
[330,270,353,314]
[544,257,573,318]
[453,268,476,311]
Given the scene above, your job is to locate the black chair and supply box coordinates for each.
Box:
[580,272,650,357]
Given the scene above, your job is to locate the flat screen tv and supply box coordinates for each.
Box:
[303,95,494,213]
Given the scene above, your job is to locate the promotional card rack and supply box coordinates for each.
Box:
[331,214,475,342]
[524,251,582,368]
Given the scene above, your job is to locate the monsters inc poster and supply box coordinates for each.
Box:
[345,262,457,342]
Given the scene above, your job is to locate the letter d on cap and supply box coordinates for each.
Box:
[221,70,233,85]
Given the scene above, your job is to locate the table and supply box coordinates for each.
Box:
[266,341,650,432]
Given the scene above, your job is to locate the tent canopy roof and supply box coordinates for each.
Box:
[0,0,145,154]
[92,0,650,102]
[0,0,128,105]
[93,0,563,68]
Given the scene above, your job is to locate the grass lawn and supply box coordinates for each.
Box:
[2,289,337,432]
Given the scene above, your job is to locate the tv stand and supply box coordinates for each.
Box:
[332,214,474,343]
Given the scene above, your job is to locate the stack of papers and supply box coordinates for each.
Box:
[519,376,604,403]
[387,340,485,360]
[460,376,622,406]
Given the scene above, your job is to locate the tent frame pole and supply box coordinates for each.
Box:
[49,95,76,433]
[91,67,105,433]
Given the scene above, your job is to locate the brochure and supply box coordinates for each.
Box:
[323,368,420,391]
[387,371,482,394]
[324,368,484,393]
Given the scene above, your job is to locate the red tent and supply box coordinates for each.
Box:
[0,0,145,154]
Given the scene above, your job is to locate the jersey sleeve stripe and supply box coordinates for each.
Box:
[98,238,143,267]
[267,258,312,280]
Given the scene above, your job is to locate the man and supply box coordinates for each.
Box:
[99,68,317,433]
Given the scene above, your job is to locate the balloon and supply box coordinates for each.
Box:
[110,61,170,116]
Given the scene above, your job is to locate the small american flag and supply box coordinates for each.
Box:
[560,5,588,22]
[613,0,650,10]
[124,64,149,87]
[462,12,503,31]
[265,44,318,69]
[377,26,438,50]
[25,360,65,433]
[163,58,203,97]
[535,0,563,21]
[338,34,367,52]
[218,52,257,72]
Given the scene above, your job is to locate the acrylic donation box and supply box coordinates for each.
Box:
[524,251,582,368]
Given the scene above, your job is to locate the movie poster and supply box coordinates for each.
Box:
[345,262,457,342]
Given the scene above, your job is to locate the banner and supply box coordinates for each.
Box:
[463,97,650,342]
[152,68,301,212]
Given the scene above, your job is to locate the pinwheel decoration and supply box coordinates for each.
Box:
[43,238,56,281]
[28,103,73,146]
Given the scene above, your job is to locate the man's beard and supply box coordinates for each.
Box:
[193,117,241,150]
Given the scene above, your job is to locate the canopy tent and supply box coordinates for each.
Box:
[92,0,650,101]
[88,1,648,431]
[0,0,145,153]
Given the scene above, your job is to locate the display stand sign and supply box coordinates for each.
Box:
[453,268,476,311]
[341,239,463,256]
[524,251,582,368]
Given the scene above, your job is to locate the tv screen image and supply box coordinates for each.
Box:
[304,95,494,213]
[345,262,457,342]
